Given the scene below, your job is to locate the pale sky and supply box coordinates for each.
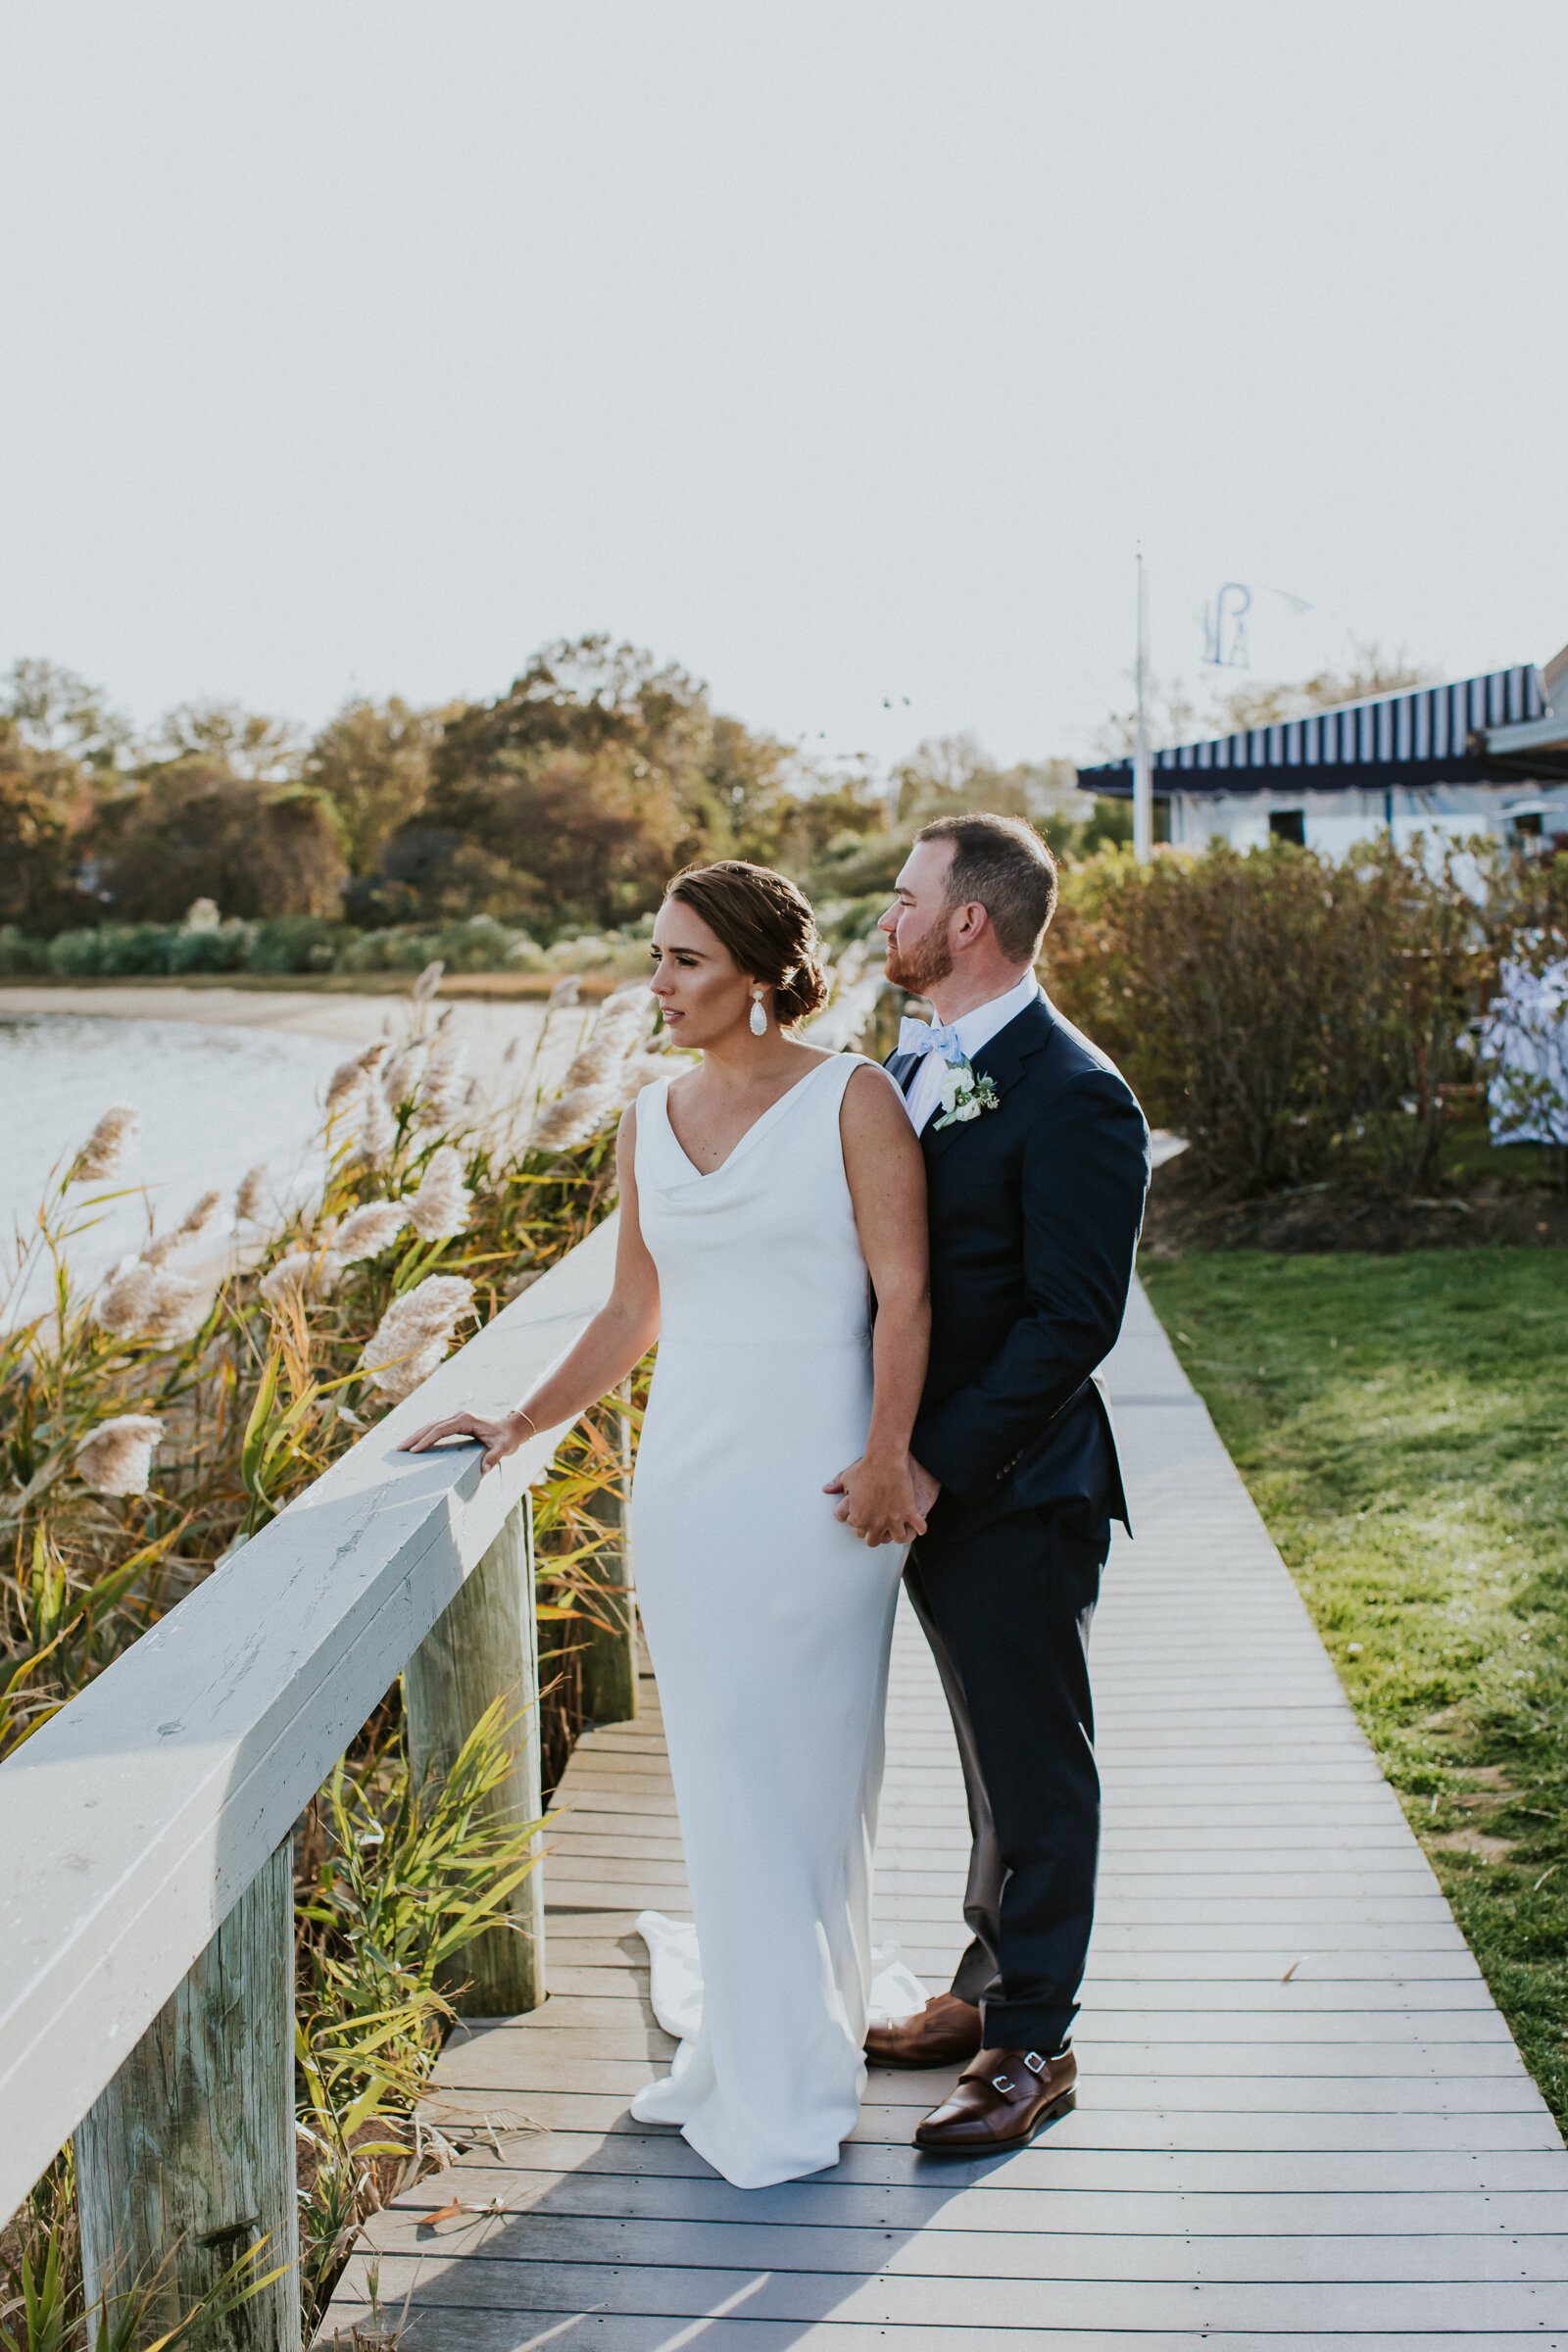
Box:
[3,1,1565,778]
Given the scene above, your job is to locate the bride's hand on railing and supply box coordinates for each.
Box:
[399,1407,536,1474]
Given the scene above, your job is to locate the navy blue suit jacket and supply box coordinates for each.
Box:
[888,988,1150,1537]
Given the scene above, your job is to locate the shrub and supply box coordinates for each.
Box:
[245,915,356,973]
[45,922,177,977]
[433,915,533,971]
[338,919,547,974]
[542,924,652,977]
[0,924,49,976]
[337,925,439,973]
[167,921,255,974]
[3,911,663,984]
[1047,836,1494,1197]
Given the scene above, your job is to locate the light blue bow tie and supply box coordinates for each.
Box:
[898,1017,963,1060]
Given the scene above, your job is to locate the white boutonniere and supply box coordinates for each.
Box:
[932,1054,1002,1130]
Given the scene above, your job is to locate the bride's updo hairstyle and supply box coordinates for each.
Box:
[663,860,830,1029]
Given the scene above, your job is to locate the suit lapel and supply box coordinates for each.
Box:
[919,991,1058,1170]
[884,1050,919,1097]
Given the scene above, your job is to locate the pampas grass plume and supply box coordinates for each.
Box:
[73,1105,141,1182]
[176,1188,224,1241]
[326,1042,389,1113]
[615,1051,688,1104]
[140,1273,212,1346]
[599,980,654,1026]
[235,1163,270,1223]
[331,1200,411,1264]
[418,1032,468,1125]
[355,1083,397,1167]
[407,1146,471,1241]
[526,1083,618,1152]
[361,1273,474,1400]
[93,1262,157,1338]
[259,1248,342,1304]
[412,960,445,1004]
[381,1045,425,1105]
[561,987,653,1090]
[325,1057,365,1113]
[144,1188,225,1263]
[92,1258,211,1345]
[561,1031,622,1089]
[75,1414,165,1497]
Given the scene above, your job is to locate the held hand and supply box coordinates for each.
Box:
[399,1407,532,1475]
[823,1453,928,1547]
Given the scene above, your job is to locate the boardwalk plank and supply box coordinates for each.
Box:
[327,2250,1563,2330]
[350,2211,1568,2283]
[319,2316,1564,2351]
[341,2163,1568,2235]
[383,2127,1568,2190]
[532,1990,1515,2036]
[436,2028,1529,2082]
[416,2087,1568,2152]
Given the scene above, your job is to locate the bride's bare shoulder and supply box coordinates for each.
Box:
[840,1055,912,1128]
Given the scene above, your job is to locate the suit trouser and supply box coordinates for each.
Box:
[904,1503,1107,2057]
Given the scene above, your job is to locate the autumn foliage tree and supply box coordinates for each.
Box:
[0,721,82,929]
[2,638,882,938]
[0,662,133,929]
[394,637,799,929]
[304,697,442,880]
[90,760,350,922]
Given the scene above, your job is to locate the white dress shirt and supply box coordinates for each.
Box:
[901,969,1041,1135]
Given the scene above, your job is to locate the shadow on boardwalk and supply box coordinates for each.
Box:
[321,1286,1568,2350]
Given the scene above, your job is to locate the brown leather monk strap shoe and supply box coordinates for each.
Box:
[913,2043,1076,2153]
[864,1992,984,2070]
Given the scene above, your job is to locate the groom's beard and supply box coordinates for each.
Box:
[885,924,955,998]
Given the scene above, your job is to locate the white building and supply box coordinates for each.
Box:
[1076,646,1568,856]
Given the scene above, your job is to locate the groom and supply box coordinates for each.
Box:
[856,812,1148,2153]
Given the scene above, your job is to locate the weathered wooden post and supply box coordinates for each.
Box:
[76,1841,300,2352]
[578,1387,638,1727]
[403,1495,546,2014]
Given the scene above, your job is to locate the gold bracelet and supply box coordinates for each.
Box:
[514,1408,538,1440]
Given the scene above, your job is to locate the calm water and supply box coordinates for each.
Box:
[1,1014,346,1311]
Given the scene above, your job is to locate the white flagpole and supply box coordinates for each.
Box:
[1133,551,1152,860]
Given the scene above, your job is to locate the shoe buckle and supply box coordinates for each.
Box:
[1023,2050,1046,2075]
[991,2074,1014,2094]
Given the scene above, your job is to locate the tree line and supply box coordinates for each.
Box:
[0,638,1107,944]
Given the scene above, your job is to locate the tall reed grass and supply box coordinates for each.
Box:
[0,969,676,2347]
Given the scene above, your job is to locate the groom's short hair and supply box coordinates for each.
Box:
[915,812,1058,963]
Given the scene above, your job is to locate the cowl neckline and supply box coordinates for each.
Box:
[651,1054,845,1190]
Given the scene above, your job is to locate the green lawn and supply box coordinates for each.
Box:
[1141,1247,1568,2130]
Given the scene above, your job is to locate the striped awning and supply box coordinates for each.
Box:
[1077,665,1560,799]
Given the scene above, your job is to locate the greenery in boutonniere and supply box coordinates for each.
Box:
[933,1055,1002,1130]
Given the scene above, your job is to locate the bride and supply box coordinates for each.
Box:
[402,859,930,2188]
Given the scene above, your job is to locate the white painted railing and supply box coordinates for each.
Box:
[0,1212,621,2342]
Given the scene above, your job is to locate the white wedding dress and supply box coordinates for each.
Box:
[627,1053,923,2188]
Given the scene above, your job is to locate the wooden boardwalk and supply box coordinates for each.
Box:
[322,1284,1568,2348]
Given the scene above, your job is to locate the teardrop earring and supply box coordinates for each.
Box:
[749,987,767,1037]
